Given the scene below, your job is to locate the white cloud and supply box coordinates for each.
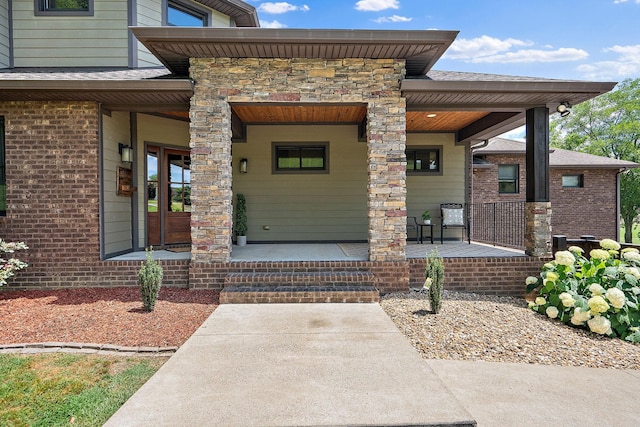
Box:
[355,0,399,12]
[577,44,640,79]
[373,15,412,23]
[258,2,309,14]
[260,20,287,28]
[613,0,640,4]
[445,35,588,64]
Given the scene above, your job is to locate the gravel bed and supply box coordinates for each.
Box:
[380,290,640,370]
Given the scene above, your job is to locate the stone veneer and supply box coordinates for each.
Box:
[188,58,407,268]
[525,201,552,256]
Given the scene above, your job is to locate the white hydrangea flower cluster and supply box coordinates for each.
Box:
[554,250,575,266]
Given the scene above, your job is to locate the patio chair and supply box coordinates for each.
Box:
[407,216,419,243]
[440,203,470,244]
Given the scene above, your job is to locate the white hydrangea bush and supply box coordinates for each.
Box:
[527,239,640,343]
[0,239,29,286]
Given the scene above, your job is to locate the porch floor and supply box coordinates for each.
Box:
[108,241,524,261]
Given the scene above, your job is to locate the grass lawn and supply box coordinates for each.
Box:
[0,353,166,426]
[620,223,640,244]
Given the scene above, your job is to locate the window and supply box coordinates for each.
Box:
[168,0,208,26]
[406,147,442,175]
[273,143,328,173]
[0,117,5,216]
[498,164,519,194]
[36,0,93,15]
[562,174,584,188]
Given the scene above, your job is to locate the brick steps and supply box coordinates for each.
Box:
[220,271,379,303]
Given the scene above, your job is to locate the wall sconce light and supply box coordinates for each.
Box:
[239,158,248,174]
[118,143,133,163]
[556,102,571,117]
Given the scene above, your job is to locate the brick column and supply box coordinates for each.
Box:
[189,77,233,263]
[367,98,407,262]
[525,201,551,256]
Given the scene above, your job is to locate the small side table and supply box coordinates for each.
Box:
[418,223,434,244]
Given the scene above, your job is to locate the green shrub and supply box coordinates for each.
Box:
[527,238,640,343]
[424,248,445,314]
[235,194,247,237]
[138,247,163,312]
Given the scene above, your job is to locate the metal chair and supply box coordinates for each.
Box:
[440,203,470,244]
[407,216,419,243]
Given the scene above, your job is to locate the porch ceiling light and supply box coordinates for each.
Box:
[556,102,571,117]
[118,143,134,163]
[239,158,248,174]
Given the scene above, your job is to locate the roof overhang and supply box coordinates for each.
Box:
[195,0,259,27]
[0,79,193,110]
[402,79,617,143]
[130,27,459,76]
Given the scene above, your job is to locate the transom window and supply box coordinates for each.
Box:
[168,0,208,26]
[36,0,93,15]
[406,147,441,175]
[498,164,519,194]
[562,174,584,188]
[273,143,328,173]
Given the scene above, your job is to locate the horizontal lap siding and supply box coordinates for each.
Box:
[136,0,162,67]
[233,125,368,242]
[12,0,128,67]
[0,2,9,67]
[406,133,466,240]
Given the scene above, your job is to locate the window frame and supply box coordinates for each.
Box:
[166,0,209,27]
[406,146,443,176]
[35,0,94,16]
[498,164,519,194]
[562,174,584,188]
[272,142,329,174]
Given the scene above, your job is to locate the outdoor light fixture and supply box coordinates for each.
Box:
[239,158,248,174]
[118,143,133,163]
[556,102,571,117]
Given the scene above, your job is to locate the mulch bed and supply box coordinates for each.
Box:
[0,287,219,348]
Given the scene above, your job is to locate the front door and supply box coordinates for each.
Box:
[146,146,191,246]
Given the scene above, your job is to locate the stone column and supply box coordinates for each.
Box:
[367,98,407,262]
[188,68,233,263]
[525,201,552,256]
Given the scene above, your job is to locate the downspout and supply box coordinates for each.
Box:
[617,168,626,242]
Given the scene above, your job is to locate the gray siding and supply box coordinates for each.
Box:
[13,0,129,67]
[135,0,162,67]
[233,125,368,242]
[103,111,133,256]
[0,2,10,67]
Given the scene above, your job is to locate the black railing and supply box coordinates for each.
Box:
[470,201,525,249]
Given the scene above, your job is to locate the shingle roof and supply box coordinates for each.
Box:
[425,70,568,82]
[0,67,174,80]
[474,137,639,169]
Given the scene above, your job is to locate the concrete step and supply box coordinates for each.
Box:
[220,271,379,303]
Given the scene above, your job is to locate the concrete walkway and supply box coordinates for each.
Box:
[106,304,640,426]
[105,303,475,426]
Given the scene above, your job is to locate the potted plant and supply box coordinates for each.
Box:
[235,193,248,246]
[421,210,432,225]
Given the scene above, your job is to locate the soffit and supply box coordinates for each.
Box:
[130,27,459,76]
[194,0,259,27]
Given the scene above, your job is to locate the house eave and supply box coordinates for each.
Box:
[130,27,459,77]
[194,0,259,27]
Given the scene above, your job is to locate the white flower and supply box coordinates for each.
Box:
[590,249,610,260]
[589,283,605,296]
[605,287,626,309]
[535,297,547,306]
[587,316,612,335]
[525,276,538,286]
[546,306,559,319]
[559,292,575,307]
[588,295,610,314]
[568,246,584,254]
[555,251,575,266]
[622,247,640,254]
[600,239,621,251]
[623,251,640,262]
[627,267,640,280]
[544,262,556,269]
[570,307,592,326]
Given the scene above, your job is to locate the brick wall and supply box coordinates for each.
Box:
[473,153,619,240]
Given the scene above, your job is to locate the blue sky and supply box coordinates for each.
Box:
[247,0,640,82]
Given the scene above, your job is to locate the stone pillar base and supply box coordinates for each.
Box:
[525,201,552,257]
